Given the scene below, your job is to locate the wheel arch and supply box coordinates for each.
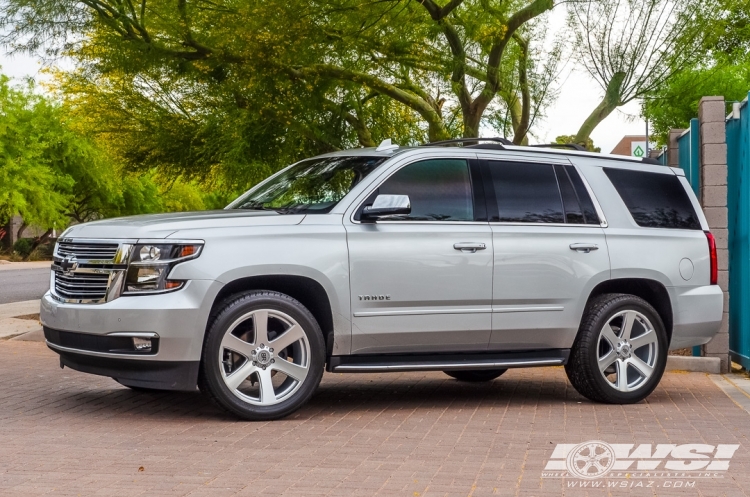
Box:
[584,278,673,345]
[207,274,337,358]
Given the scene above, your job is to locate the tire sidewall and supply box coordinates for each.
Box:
[584,297,668,403]
[202,293,325,420]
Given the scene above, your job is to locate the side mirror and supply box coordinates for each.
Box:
[362,194,411,221]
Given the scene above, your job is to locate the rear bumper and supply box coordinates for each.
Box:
[47,334,199,391]
[669,284,724,349]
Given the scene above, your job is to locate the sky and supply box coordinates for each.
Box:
[0,7,647,155]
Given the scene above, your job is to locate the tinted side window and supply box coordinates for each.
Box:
[488,162,564,223]
[604,168,700,229]
[375,159,474,221]
[555,165,585,224]
[565,165,600,225]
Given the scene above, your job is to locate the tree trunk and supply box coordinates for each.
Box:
[574,71,627,144]
[25,229,52,261]
[16,221,28,240]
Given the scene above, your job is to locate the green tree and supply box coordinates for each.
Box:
[644,0,750,142]
[0,75,71,234]
[554,135,600,152]
[1,0,566,189]
[568,0,715,143]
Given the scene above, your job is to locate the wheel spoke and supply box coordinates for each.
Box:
[600,323,619,348]
[627,355,654,379]
[257,368,276,405]
[598,350,617,374]
[615,360,629,391]
[224,361,256,391]
[630,330,657,351]
[270,324,305,351]
[221,332,256,359]
[253,310,269,345]
[272,357,309,381]
[620,311,636,340]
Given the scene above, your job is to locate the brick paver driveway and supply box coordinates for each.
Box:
[1,341,750,497]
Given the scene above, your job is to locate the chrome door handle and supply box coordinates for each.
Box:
[454,242,486,253]
[570,243,599,253]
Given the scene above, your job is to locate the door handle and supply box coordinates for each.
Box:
[570,243,599,253]
[454,242,486,253]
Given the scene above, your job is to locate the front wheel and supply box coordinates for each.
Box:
[444,369,507,382]
[199,291,325,420]
[565,293,668,404]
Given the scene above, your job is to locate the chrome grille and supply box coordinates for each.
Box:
[57,241,119,261]
[53,272,111,302]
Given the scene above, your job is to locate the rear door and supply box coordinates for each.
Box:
[481,157,611,351]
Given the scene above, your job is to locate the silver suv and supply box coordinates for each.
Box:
[41,139,723,420]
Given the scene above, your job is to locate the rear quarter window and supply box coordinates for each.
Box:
[603,168,701,230]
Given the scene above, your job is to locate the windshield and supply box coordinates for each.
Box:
[230,156,387,214]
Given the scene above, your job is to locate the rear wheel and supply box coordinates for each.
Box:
[444,369,507,382]
[565,294,667,404]
[198,291,325,420]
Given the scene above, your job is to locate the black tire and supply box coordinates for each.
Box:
[443,369,507,382]
[565,293,668,404]
[198,291,325,421]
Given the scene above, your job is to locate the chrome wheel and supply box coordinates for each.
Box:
[218,309,310,406]
[597,310,658,392]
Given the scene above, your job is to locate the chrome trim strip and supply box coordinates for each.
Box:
[492,305,564,313]
[107,332,159,338]
[332,358,564,372]
[353,307,491,317]
[46,341,160,359]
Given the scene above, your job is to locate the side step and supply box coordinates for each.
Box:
[328,349,569,373]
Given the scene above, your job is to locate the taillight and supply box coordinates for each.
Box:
[705,231,718,285]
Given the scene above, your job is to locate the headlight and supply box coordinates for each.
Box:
[123,242,203,295]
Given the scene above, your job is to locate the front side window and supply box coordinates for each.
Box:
[360,159,474,221]
[230,156,386,214]
[604,168,700,229]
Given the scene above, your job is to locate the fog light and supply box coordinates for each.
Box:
[133,337,152,352]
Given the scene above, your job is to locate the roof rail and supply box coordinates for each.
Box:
[529,143,587,151]
[641,157,662,165]
[420,137,512,147]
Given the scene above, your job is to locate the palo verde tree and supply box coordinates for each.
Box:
[568,0,714,144]
[1,0,565,187]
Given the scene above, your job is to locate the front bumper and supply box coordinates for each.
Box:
[50,339,200,391]
[40,278,222,363]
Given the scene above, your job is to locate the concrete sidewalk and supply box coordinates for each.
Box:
[0,260,51,270]
[0,299,43,340]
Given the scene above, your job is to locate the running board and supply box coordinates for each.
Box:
[327,349,569,373]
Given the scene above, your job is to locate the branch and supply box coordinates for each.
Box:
[291,64,449,140]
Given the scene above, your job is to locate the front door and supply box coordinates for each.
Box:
[481,159,611,351]
[345,158,493,355]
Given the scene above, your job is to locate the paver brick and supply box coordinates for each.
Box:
[0,341,749,496]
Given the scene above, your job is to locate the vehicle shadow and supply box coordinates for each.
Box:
[19,369,674,422]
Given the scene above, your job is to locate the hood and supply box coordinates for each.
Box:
[62,210,305,240]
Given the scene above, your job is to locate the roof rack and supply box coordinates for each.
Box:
[420,137,512,148]
[529,143,587,151]
[641,157,662,165]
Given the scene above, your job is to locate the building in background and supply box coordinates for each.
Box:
[610,135,649,157]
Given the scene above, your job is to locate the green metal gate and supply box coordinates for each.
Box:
[728,95,750,368]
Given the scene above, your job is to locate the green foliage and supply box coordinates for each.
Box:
[644,0,750,144]
[12,238,33,258]
[555,135,600,153]
[0,72,212,232]
[1,0,565,193]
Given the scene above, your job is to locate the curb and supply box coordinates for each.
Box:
[667,355,722,374]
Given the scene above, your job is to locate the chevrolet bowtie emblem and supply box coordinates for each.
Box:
[60,256,79,275]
